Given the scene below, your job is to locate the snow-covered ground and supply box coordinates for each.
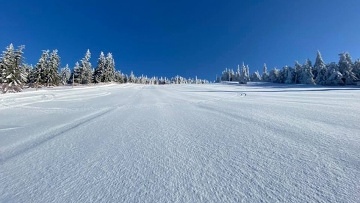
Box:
[0,83,359,202]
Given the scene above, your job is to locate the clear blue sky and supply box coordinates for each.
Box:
[1,0,360,80]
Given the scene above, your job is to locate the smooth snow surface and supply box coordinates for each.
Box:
[1,83,359,202]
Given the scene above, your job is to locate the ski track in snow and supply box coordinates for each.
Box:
[0,83,359,202]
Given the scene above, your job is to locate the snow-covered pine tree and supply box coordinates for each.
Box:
[152,76,158,85]
[25,65,36,87]
[353,59,360,80]
[60,64,71,85]
[278,66,289,83]
[159,76,165,84]
[235,65,241,81]
[285,66,295,84]
[1,44,27,93]
[326,62,344,85]
[314,51,327,85]
[313,51,324,80]
[221,68,235,82]
[239,64,245,83]
[34,50,50,87]
[140,75,148,84]
[173,75,178,84]
[177,75,181,84]
[123,74,128,83]
[0,61,4,85]
[293,61,302,84]
[269,68,280,83]
[114,70,124,83]
[0,66,3,85]
[221,68,229,81]
[338,52,357,85]
[23,64,34,86]
[103,52,115,82]
[0,44,18,85]
[262,63,269,82]
[93,51,106,83]
[129,71,135,83]
[46,49,61,86]
[338,52,351,74]
[250,70,261,82]
[239,63,250,84]
[246,65,250,81]
[230,68,235,81]
[72,62,81,84]
[225,68,235,81]
[300,59,315,84]
[135,76,141,84]
[78,49,92,84]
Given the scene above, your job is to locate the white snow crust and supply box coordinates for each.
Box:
[0,83,359,202]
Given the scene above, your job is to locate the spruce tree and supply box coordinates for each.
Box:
[35,50,49,87]
[246,65,250,81]
[278,66,288,83]
[313,51,325,80]
[338,52,357,85]
[1,44,27,93]
[269,68,280,83]
[294,61,302,84]
[285,66,295,84]
[104,52,115,82]
[46,49,61,86]
[314,51,327,85]
[73,62,81,84]
[235,65,241,81]
[114,70,124,83]
[79,49,92,84]
[74,49,92,84]
[326,63,344,85]
[300,59,315,84]
[353,59,360,80]
[93,51,106,83]
[262,63,269,82]
[23,64,34,86]
[60,64,71,85]
[129,71,135,83]
[250,70,261,81]
[239,63,249,84]
[221,68,229,81]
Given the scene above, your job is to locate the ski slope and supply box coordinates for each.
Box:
[0,83,359,202]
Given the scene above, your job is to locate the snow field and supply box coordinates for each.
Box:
[0,83,359,202]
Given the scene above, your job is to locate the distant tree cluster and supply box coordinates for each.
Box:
[0,44,209,93]
[218,63,251,84]
[218,51,360,86]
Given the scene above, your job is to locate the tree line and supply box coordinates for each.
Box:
[218,51,360,86]
[3,43,358,94]
[0,44,209,93]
